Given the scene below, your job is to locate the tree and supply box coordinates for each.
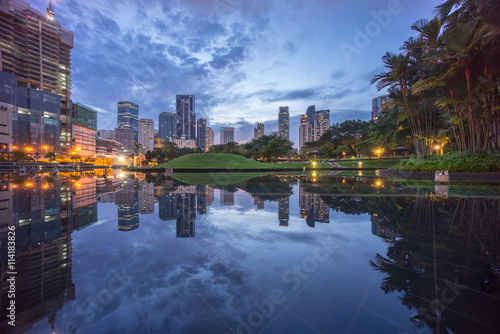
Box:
[333,145,350,158]
[45,152,57,162]
[162,142,179,160]
[242,135,278,159]
[209,142,245,156]
[11,150,30,162]
[260,137,294,162]
[134,143,144,156]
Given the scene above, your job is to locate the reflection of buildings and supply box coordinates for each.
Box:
[138,181,154,214]
[299,187,329,227]
[72,176,98,231]
[371,214,400,239]
[0,181,75,332]
[116,181,139,231]
[158,185,214,238]
[254,197,264,210]
[220,190,235,206]
[278,197,289,226]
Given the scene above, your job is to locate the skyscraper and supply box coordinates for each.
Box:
[278,107,290,140]
[117,101,139,142]
[0,0,73,154]
[197,118,207,151]
[114,128,134,155]
[299,114,312,151]
[138,118,154,152]
[278,197,290,226]
[306,105,316,125]
[313,109,330,141]
[372,94,390,122]
[176,95,195,140]
[159,112,177,142]
[220,127,234,144]
[206,127,214,150]
[254,123,264,139]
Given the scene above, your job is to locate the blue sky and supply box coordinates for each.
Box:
[30,0,437,146]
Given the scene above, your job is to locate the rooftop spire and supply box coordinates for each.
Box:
[47,0,54,21]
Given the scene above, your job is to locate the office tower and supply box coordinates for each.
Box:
[313,109,330,141]
[116,181,139,231]
[278,197,289,226]
[254,197,264,210]
[254,123,264,139]
[371,94,390,122]
[278,107,290,140]
[176,194,196,238]
[159,112,177,142]
[299,115,312,151]
[97,129,115,140]
[138,181,154,214]
[220,127,234,144]
[197,118,207,152]
[117,101,139,142]
[176,95,195,140]
[159,192,178,221]
[0,102,12,157]
[206,127,214,150]
[114,128,134,154]
[0,0,74,154]
[220,190,234,206]
[306,105,315,125]
[0,71,62,154]
[138,118,154,153]
[72,102,97,158]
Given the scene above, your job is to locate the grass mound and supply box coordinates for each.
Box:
[389,151,500,172]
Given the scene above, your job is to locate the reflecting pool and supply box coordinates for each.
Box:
[1,172,499,334]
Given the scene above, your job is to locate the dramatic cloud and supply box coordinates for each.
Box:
[28,0,437,146]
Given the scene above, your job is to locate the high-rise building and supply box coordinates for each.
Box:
[176,95,195,140]
[220,190,234,206]
[206,127,214,150]
[313,109,330,141]
[72,102,97,159]
[298,106,330,149]
[278,107,290,140]
[220,127,234,144]
[176,194,195,238]
[138,118,154,153]
[159,112,177,142]
[278,197,290,226]
[0,0,74,154]
[97,129,115,140]
[114,128,134,155]
[0,71,62,155]
[72,102,97,129]
[197,118,207,151]
[254,123,264,139]
[372,94,390,122]
[117,101,139,142]
[299,115,312,151]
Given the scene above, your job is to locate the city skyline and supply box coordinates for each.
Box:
[24,0,437,145]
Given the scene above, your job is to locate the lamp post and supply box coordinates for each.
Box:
[435,144,442,155]
[376,149,381,159]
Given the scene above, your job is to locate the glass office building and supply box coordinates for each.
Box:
[117,101,139,142]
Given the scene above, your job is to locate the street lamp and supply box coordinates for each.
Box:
[342,152,346,159]
[434,144,442,155]
[376,149,381,159]
[43,146,49,154]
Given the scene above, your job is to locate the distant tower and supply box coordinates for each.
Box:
[138,118,154,152]
[220,127,234,144]
[254,123,264,139]
[371,95,390,122]
[206,127,214,150]
[313,109,330,141]
[159,112,178,142]
[299,114,312,151]
[197,118,207,151]
[117,101,139,143]
[176,95,196,140]
[278,107,290,140]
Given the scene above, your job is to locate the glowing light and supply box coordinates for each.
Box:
[12,146,17,150]
[43,183,49,189]
[25,147,33,152]
[25,182,33,187]
[12,185,17,188]
[119,156,125,162]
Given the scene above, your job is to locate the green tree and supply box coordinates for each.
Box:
[11,150,30,162]
[333,145,350,159]
[45,151,57,162]
[242,134,278,159]
[162,142,179,160]
[209,142,245,156]
[260,137,293,162]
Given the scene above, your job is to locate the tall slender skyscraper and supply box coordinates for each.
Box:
[159,112,177,142]
[298,106,330,149]
[313,110,330,141]
[254,123,264,139]
[197,118,207,151]
[299,115,312,151]
[0,0,73,154]
[176,95,195,140]
[206,127,214,150]
[117,101,139,142]
[138,118,154,152]
[278,107,290,140]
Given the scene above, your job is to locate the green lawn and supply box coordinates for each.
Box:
[335,159,401,169]
[161,153,331,169]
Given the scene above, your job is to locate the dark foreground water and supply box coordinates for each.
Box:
[1,172,499,334]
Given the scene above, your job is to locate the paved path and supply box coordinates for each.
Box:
[327,161,347,168]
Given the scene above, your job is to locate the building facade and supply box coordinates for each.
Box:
[97,129,114,140]
[173,139,196,149]
[313,109,330,141]
[298,106,330,150]
[72,102,97,130]
[138,118,154,153]
[114,128,135,155]
[71,124,96,159]
[0,0,74,154]
[176,95,195,140]
[0,102,13,157]
[117,101,139,142]
[197,118,206,152]
[299,115,312,151]
[254,123,264,139]
[159,112,177,142]
[220,127,234,144]
[371,94,390,122]
[206,127,214,151]
[278,106,290,140]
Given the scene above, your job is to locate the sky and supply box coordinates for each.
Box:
[29,0,438,146]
